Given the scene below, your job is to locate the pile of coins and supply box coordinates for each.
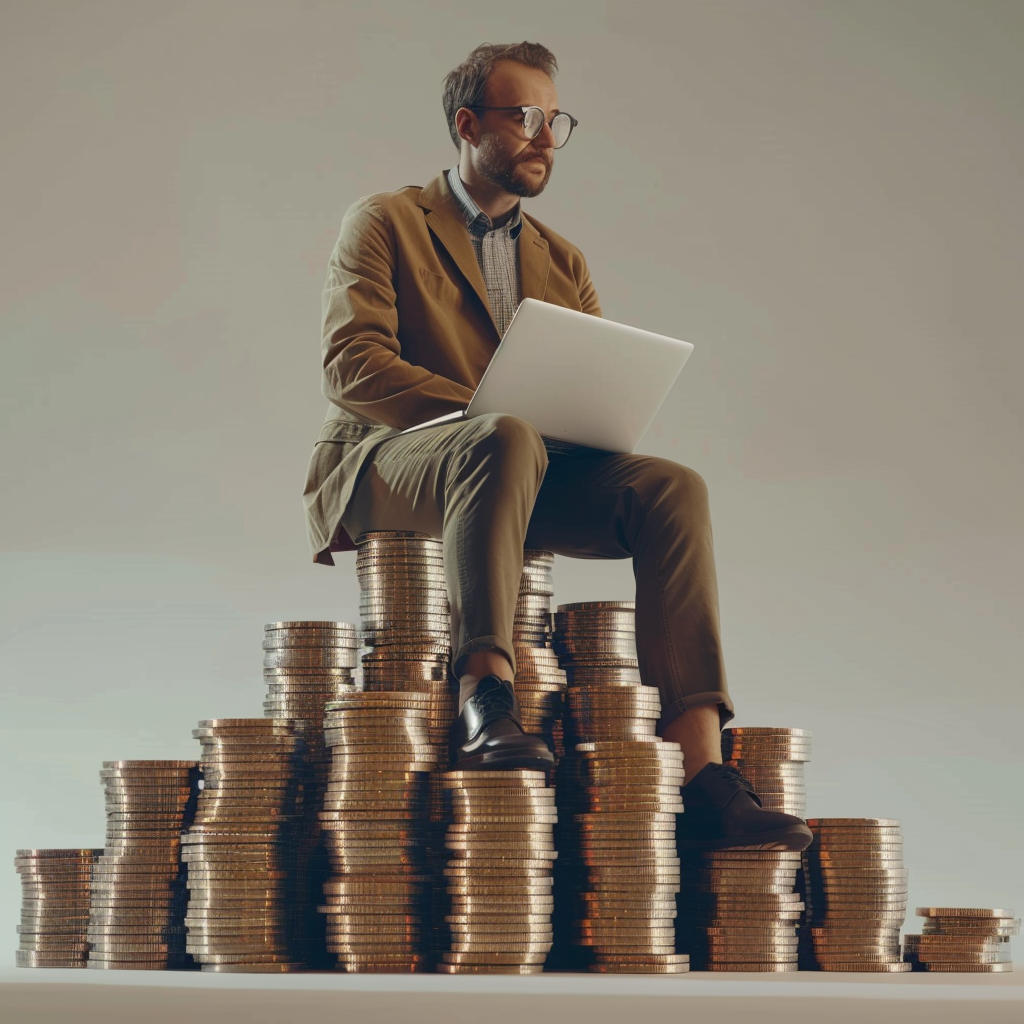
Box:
[552,601,637,684]
[676,850,803,970]
[183,719,304,972]
[721,727,810,817]
[15,849,100,967]
[557,740,689,974]
[318,691,438,971]
[263,620,360,967]
[87,760,198,970]
[437,770,556,974]
[904,907,1017,972]
[798,817,910,971]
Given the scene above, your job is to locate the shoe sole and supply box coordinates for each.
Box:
[677,824,814,853]
[453,749,554,771]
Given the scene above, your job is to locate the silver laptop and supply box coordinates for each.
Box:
[399,297,694,454]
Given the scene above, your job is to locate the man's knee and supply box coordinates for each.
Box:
[638,457,709,515]
[463,413,548,472]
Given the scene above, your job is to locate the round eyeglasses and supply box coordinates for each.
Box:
[466,105,578,149]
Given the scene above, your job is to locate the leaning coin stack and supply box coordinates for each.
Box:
[436,770,557,974]
[318,691,437,972]
[676,850,803,971]
[904,907,1017,972]
[183,719,305,972]
[558,740,689,974]
[14,849,101,967]
[798,817,911,971]
[87,760,199,970]
[262,620,360,967]
[356,532,453,767]
[721,727,810,817]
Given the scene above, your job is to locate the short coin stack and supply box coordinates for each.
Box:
[798,817,910,971]
[15,849,100,967]
[437,770,557,974]
[318,691,437,971]
[88,760,198,970]
[721,727,810,817]
[904,907,1017,972]
[676,850,803,970]
[262,620,360,967]
[183,720,304,972]
[552,601,638,684]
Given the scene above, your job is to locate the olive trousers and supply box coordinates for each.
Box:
[341,413,735,730]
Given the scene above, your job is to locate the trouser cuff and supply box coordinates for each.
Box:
[451,636,518,681]
[659,691,735,732]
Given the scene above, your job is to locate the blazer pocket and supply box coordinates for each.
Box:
[418,266,460,303]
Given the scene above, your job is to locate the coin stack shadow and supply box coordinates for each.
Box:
[721,727,810,817]
[87,760,200,970]
[436,769,557,974]
[319,690,437,971]
[15,849,101,968]
[798,817,911,972]
[551,600,689,974]
[904,907,1018,972]
[262,620,360,968]
[183,719,305,973]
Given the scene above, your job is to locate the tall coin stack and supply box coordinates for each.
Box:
[15,849,100,968]
[904,907,1017,972]
[675,850,804,970]
[798,817,911,971]
[183,719,304,972]
[721,727,810,817]
[318,691,437,971]
[87,760,199,970]
[262,620,360,967]
[437,770,557,974]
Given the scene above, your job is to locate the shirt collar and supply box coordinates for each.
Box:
[446,165,523,239]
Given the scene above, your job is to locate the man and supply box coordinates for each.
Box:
[303,42,812,852]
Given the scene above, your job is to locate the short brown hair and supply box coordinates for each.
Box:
[441,42,558,152]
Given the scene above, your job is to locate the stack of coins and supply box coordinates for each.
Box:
[557,740,689,974]
[318,691,437,971]
[437,770,557,974]
[565,684,661,745]
[552,601,638,684]
[721,728,811,817]
[262,620,360,967]
[798,817,910,971]
[676,850,803,971]
[904,907,1017,972]
[183,719,304,972]
[15,849,100,968]
[87,760,199,970]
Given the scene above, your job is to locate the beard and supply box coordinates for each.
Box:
[475,132,551,198]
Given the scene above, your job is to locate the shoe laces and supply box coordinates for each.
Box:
[471,678,515,720]
[717,764,762,806]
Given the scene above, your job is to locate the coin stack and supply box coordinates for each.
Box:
[904,907,1017,972]
[436,769,557,974]
[552,601,638,684]
[262,620,360,967]
[676,850,804,970]
[798,817,911,971]
[318,691,438,971]
[15,849,101,968]
[557,740,689,974]
[721,727,811,817]
[183,719,305,972]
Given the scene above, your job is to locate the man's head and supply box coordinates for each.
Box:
[442,42,564,201]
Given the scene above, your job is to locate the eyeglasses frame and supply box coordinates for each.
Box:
[463,105,578,148]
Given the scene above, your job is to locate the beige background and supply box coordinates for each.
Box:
[2,0,1022,967]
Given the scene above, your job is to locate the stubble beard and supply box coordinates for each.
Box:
[477,132,550,199]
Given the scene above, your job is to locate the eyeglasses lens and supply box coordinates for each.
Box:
[524,108,572,148]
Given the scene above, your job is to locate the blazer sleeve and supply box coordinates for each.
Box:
[320,198,475,429]
[577,250,603,318]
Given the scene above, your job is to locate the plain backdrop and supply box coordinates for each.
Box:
[2,0,1022,967]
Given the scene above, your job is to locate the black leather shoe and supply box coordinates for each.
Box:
[677,763,813,852]
[451,675,555,771]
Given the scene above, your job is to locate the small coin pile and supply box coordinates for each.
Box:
[263,620,360,967]
[552,601,638,683]
[721,727,810,817]
[676,850,803,971]
[15,849,100,967]
[183,719,304,972]
[87,760,198,970]
[557,740,689,974]
[798,817,911,971]
[437,770,556,974]
[904,907,1017,972]
[318,691,437,971]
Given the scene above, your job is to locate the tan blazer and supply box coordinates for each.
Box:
[303,168,603,565]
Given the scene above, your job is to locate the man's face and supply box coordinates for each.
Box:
[460,61,560,199]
